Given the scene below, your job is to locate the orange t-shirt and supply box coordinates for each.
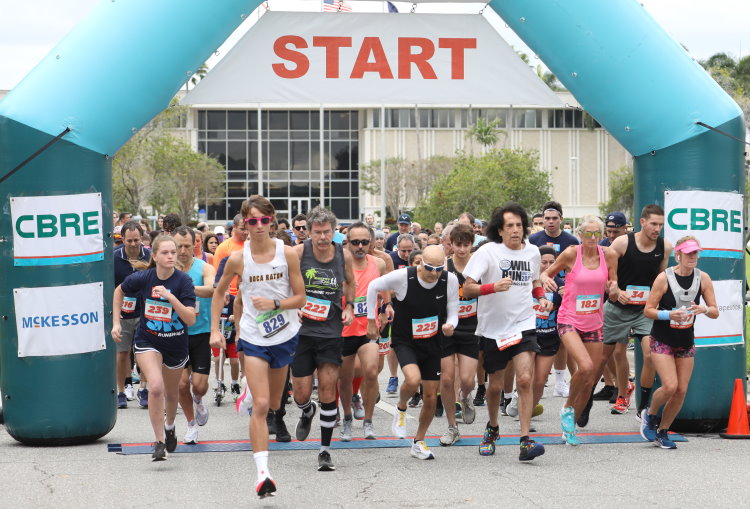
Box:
[213,237,245,296]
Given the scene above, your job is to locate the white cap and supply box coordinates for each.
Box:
[213,226,225,235]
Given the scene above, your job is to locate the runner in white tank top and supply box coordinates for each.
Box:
[210,195,305,499]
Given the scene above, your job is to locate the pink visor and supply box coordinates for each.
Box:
[675,239,702,254]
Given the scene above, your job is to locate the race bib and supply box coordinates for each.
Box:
[302,296,331,321]
[378,336,391,355]
[496,331,523,351]
[670,308,695,329]
[144,298,172,322]
[121,296,137,313]
[256,309,289,338]
[458,299,478,319]
[353,296,368,318]
[626,285,650,305]
[221,317,234,340]
[576,294,601,315]
[534,298,550,320]
[412,316,438,339]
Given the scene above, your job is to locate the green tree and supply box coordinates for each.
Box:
[414,149,551,226]
[598,165,634,220]
[466,117,504,148]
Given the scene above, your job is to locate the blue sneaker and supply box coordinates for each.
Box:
[137,388,149,409]
[655,429,676,449]
[478,423,499,456]
[562,431,580,446]
[117,392,127,409]
[640,409,657,442]
[386,377,398,395]
[560,406,575,433]
[519,438,545,461]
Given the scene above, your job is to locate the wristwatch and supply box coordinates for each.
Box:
[273,299,280,310]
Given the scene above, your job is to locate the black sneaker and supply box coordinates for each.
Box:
[231,383,241,397]
[152,441,167,461]
[275,415,292,443]
[473,385,486,407]
[165,426,177,452]
[317,450,335,471]
[434,395,444,417]
[592,385,616,401]
[577,393,594,428]
[256,477,276,498]
[295,401,317,441]
[267,411,278,435]
[519,438,545,461]
[408,392,422,408]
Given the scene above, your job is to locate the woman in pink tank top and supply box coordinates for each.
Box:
[540,215,619,446]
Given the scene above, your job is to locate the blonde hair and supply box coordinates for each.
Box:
[674,235,699,260]
[576,215,604,236]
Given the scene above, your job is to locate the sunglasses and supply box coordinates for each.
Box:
[349,239,370,247]
[294,225,307,231]
[245,216,272,226]
[581,231,602,239]
[423,263,444,272]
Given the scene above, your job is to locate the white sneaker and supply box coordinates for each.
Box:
[236,386,253,416]
[553,381,570,398]
[506,391,519,417]
[184,421,199,444]
[124,384,135,401]
[392,409,408,438]
[352,394,365,420]
[363,420,376,440]
[194,395,209,426]
[439,425,460,446]
[341,418,353,442]
[410,440,435,460]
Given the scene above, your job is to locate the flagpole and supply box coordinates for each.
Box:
[380,104,386,228]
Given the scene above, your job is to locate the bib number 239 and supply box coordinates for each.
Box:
[145,298,172,322]
[412,316,438,339]
[302,296,331,321]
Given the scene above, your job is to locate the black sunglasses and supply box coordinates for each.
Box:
[349,239,370,246]
[245,216,272,226]
[294,225,307,231]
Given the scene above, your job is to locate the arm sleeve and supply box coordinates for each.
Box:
[446,273,459,328]
[366,269,408,319]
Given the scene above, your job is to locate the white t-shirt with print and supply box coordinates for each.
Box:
[463,241,540,340]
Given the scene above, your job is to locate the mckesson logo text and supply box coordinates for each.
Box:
[21,312,100,328]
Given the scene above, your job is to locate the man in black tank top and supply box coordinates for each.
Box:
[366,245,459,460]
[591,205,673,423]
[290,207,355,472]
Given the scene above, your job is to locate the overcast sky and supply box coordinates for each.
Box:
[1,0,747,90]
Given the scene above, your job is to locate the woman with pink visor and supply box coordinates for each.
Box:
[640,236,718,449]
[541,215,619,445]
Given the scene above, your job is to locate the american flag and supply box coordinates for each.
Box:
[323,0,353,12]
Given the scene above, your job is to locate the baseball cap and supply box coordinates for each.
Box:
[398,213,412,224]
[214,225,225,235]
[605,212,627,228]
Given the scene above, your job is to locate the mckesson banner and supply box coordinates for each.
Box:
[14,282,106,357]
[664,190,743,259]
[11,192,104,266]
[693,279,743,347]
[182,12,563,107]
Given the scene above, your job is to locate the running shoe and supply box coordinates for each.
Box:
[231,383,241,400]
[275,415,292,443]
[295,401,317,441]
[462,394,476,424]
[439,425,460,446]
[194,394,209,426]
[164,425,177,452]
[479,423,499,456]
[410,440,435,460]
[386,377,398,395]
[124,384,135,401]
[434,394,444,417]
[577,394,594,428]
[611,396,629,414]
[117,392,127,409]
[473,385,486,407]
[236,386,253,416]
[519,438,545,461]
[131,371,140,385]
[500,396,511,416]
[267,411,277,435]
[363,420,376,440]
[391,408,408,438]
[592,385,616,401]
[352,394,365,420]
[137,388,149,409]
[506,391,519,417]
[562,431,580,446]
[560,406,576,433]
[626,380,636,398]
[256,476,276,498]
[340,417,353,442]
[640,409,658,442]
[454,402,463,420]
[553,381,569,398]
[318,450,335,471]
[654,429,677,449]
[408,392,422,408]
[184,421,199,444]
[532,403,544,418]
[152,441,167,461]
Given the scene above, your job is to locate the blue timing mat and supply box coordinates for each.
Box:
[108,432,687,455]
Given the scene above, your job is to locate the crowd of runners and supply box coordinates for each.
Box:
[110,196,718,498]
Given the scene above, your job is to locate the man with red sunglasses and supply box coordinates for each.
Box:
[366,245,459,461]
